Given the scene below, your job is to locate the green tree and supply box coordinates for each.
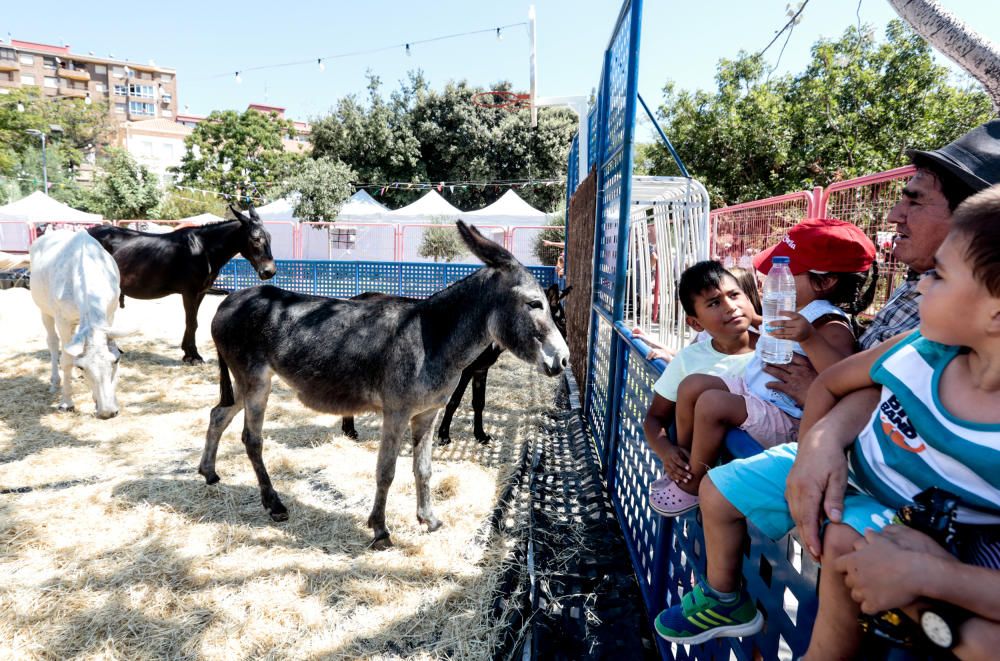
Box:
[311,72,577,213]
[647,21,994,206]
[156,188,227,220]
[533,212,566,265]
[0,87,112,185]
[173,108,301,203]
[278,157,356,222]
[310,72,423,209]
[91,148,161,219]
[418,218,467,262]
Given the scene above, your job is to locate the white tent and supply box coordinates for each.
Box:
[253,196,296,222]
[0,192,103,252]
[336,189,389,222]
[177,212,224,225]
[0,191,102,223]
[387,190,462,223]
[461,190,548,226]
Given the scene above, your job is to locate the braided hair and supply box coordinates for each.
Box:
[807,262,880,336]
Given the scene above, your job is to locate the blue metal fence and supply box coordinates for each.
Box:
[215,258,556,299]
[574,1,821,659]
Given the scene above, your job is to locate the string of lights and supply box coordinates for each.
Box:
[216,21,527,83]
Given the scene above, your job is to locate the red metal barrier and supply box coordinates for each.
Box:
[820,165,916,308]
[709,189,819,270]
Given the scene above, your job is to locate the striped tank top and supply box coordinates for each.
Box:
[849,332,1000,525]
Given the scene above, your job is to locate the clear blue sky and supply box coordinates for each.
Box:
[5,0,997,134]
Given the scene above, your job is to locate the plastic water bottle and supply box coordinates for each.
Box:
[759,256,796,365]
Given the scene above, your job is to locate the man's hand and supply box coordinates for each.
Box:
[786,428,849,561]
[835,528,948,614]
[762,353,817,407]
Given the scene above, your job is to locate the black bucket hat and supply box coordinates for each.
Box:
[906,119,1000,193]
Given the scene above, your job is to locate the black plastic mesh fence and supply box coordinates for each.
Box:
[489,374,656,661]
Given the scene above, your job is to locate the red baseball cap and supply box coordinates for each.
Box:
[753,218,876,275]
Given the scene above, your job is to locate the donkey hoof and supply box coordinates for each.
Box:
[344,428,359,441]
[267,501,289,522]
[199,468,220,485]
[435,436,451,447]
[418,514,443,532]
[56,403,75,413]
[475,433,492,445]
[182,355,205,366]
[368,532,393,550]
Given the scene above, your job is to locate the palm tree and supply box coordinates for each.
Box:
[886,0,1000,111]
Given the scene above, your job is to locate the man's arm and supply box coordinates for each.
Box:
[786,333,910,559]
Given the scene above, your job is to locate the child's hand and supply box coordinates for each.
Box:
[662,445,692,484]
[769,311,813,343]
[647,347,675,362]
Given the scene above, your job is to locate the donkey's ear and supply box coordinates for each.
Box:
[455,220,517,268]
[247,204,261,221]
[545,283,560,303]
[229,204,249,224]
[559,285,573,300]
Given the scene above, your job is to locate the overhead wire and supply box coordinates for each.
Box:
[207,21,528,81]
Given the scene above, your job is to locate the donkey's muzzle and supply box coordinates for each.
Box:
[259,263,277,280]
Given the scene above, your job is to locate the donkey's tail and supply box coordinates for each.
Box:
[217,352,235,407]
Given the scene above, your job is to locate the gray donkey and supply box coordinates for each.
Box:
[199,221,570,547]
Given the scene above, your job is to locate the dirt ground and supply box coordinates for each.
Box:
[0,289,561,660]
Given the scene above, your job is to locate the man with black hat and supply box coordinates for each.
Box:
[784,119,1000,657]
[765,120,1000,399]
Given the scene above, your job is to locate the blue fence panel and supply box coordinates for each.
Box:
[608,330,670,605]
[216,258,555,299]
[567,135,580,204]
[586,309,614,458]
[315,261,358,298]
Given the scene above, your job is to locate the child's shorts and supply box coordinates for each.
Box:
[718,376,799,448]
[708,443,897,541]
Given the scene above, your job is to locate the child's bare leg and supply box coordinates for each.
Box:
[674,374,730,450]
[804,523,864,660]
[678,390,748,494]
[702,476,747,594]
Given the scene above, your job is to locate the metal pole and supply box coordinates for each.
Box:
[40,133,48,194]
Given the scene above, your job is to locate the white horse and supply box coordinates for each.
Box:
[29,230,132,418]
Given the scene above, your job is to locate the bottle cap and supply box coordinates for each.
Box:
[772,256,790,264]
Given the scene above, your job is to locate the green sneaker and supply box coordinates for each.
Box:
[654,582,763,645]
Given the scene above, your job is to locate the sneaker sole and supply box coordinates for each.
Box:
[655,611,763,645]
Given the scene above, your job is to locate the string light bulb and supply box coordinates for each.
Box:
[496,27,502,41]
[235,71,242,84]
[405,43,411,57]
[317,58,325,72]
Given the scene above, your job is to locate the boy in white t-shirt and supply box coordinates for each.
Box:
[644,261,758,510]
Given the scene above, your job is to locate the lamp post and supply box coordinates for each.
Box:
[24,129,48,193]
[24,125,64,194]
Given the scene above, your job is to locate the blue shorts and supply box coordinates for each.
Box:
[708,443,897,541]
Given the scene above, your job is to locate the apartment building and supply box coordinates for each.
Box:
[0,39,178,121]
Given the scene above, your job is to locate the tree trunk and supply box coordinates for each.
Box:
[886,0,1000,111]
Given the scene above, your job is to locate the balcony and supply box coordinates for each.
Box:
[161,93,172,104]
[0,62,19,72]
[58,67,90,82]
[59,87,88,98]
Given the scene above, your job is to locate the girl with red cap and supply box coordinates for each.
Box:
[650,218,878,517]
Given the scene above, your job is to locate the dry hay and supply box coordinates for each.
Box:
[0,288,560,660]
